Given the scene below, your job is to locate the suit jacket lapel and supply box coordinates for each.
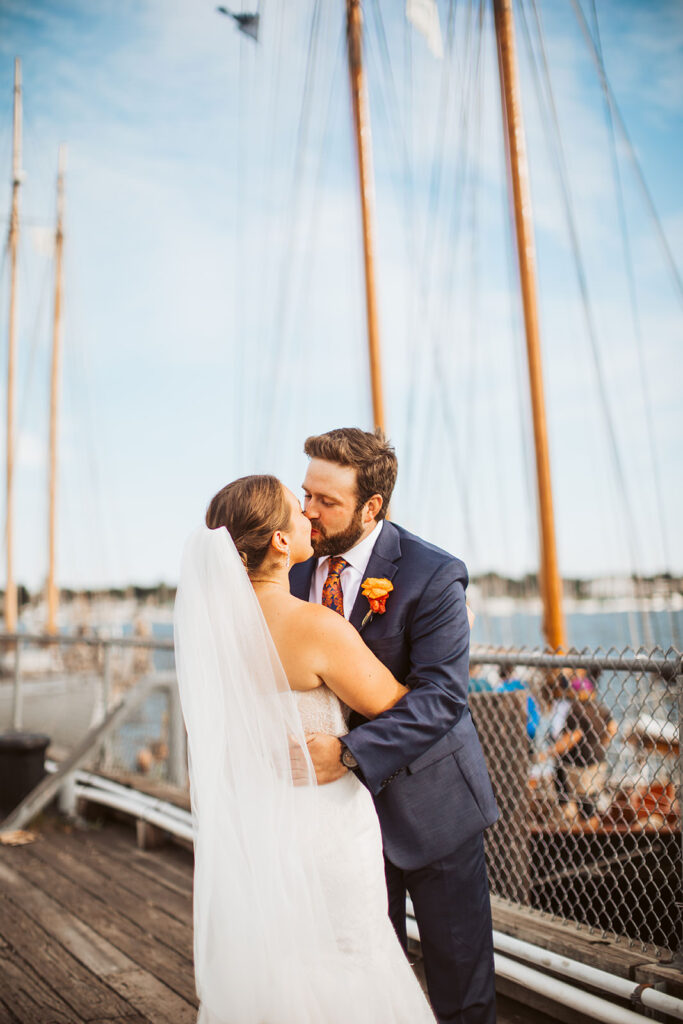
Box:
[349,521,401,631]
[289,558,316,601]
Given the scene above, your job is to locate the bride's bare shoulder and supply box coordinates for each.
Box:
[288,597,356,641]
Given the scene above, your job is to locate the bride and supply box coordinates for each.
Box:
[174,474,435,1024]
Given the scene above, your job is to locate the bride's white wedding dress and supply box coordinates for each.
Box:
[174,526,434,1024]
[293,686,434,1021]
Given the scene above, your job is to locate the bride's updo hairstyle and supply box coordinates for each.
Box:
[206,475,290,573]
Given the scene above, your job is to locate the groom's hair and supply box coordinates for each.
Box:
[303,428,397,521]
[206,475,290,572]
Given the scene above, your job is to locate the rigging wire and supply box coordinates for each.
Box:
[569,0,683,312]
[365,0,427,448]
[586,0,678,648]
[368,0,413,202]
[420,0,460,305]
[261,0,324,458]
[59,241,119,589]
[472,0,526,636]
[408,0,477,505]
[427,0,481,453]
[462,0,485,468]
[401,0,459,487]
[233,22,247,469]
[417,0,488,576]
[271,20,347,434]
[0,230,52,575]
[402,8,419,474]
[520,0,652,643]
[365,0,429,444]
[17,246,51,454]
[254,0,286,395]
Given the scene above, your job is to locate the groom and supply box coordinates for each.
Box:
[290,427,498,1024]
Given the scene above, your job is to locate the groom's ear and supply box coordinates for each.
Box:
[363,494,383,523]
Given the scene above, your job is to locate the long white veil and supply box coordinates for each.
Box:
[174,526,359,1024]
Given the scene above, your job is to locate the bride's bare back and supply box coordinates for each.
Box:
[254,586,406,719]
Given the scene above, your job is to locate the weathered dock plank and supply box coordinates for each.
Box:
[0,892,132,1020]
[83,824,193,897]
[0,857,196,1023]
[0,934,81,1024]
[12,854,196,1005]
[55,830,192,923]
[104,969,196,1024]
[25,834,194,960]
[0,826,198,1014]
[0,816,603,1024]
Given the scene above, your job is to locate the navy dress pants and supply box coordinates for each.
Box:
[385,832,496,1024]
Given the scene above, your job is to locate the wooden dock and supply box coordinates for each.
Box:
[0,818,197,1023]
[0,812,624,1024]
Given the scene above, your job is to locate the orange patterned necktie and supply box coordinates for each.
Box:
[322,556,349,617]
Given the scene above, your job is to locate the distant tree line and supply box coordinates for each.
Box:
[0,574,680,610]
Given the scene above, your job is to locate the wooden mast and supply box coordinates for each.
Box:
[47,145,66,636]
[346,0,385,433]
[493,0,566,650]
[5,58,22,634]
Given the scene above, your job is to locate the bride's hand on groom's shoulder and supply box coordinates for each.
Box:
[306,733,347,785]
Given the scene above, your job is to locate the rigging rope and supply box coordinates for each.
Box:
[415,0,488,576]
[269,20,347,448]
[586,0,677,645]
[521,0,652,642]
[407,0,477,501]
[261,0,323,459]
[401,0,460,485]
[569,0,683,311]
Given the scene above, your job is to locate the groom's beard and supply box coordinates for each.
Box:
[310,508,364,558]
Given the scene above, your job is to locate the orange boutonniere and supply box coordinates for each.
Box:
[361,577,394,627]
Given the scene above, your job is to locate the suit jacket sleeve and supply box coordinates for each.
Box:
[342,558,470,795]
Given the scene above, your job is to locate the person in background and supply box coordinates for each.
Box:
[495,663,540,746]
[542,674,617,821]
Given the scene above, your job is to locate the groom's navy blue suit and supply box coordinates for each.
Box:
[290,520,498,1024]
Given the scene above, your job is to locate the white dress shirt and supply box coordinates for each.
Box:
[309,520,384,620]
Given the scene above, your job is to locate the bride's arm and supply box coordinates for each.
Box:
[308,605,407,718]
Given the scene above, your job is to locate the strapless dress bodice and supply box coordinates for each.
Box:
[293,685,350,737]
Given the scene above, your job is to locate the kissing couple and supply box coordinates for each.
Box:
[174,427,498,1024]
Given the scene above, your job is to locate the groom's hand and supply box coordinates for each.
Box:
[289,735,313,786]
[306,733,346,785]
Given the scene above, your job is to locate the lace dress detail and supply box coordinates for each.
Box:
[291,685,435,1022]
[294,684,350,736]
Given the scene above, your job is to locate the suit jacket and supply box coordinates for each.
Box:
[289,520,498,870]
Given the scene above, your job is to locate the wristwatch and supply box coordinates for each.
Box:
[340,742,358,770]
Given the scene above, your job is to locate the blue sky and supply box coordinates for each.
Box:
[0,0,681,589]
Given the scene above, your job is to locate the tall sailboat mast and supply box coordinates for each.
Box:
[493,0,567,651]
[346,0,385,433]
[5,58,22,634]
[47,145,66,636]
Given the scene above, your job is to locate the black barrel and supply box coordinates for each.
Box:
[0,732,50,817]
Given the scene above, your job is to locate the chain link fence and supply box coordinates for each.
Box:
[0,632,182,787]
[2,633,680,959]
[469,645,682,958]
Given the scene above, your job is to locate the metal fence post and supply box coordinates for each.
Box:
[167,679,186,788]
[58,772,77,817]
[674,672,683,969]
[11,637,22,731]
[100,643,112,768]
